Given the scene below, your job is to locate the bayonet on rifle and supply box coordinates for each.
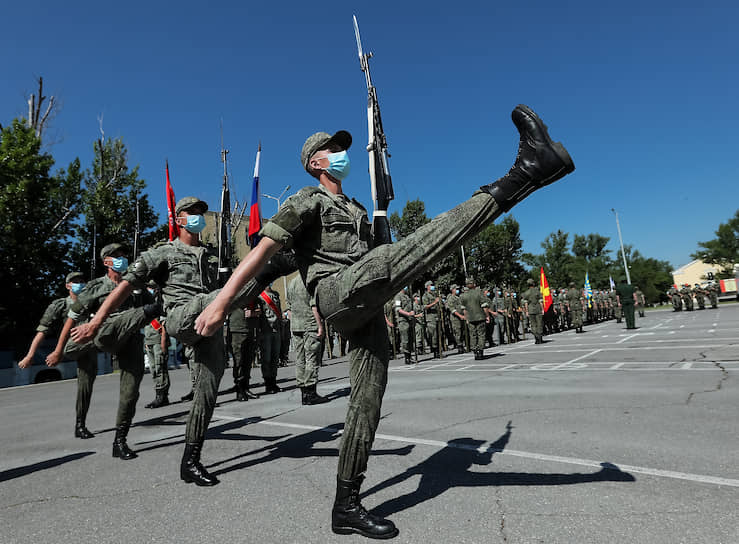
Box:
[353,15,394,246]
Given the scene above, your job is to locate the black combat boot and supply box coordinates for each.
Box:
[75,417,94,439]
[303,384,329,405]
[112,422,137,460]
[243,380,259,400]
[264,377,281,394]
[332,476,399,539]
[236,382,248,402]
[480,105,574,212]
[457,346,465,354]
[145,390,169,409]
[180,442,219,486]
[404,353,412,365]
[181,390,194,402]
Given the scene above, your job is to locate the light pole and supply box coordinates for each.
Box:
[262,184,291,211]
[611,208,631,285]
[262,184,292,295]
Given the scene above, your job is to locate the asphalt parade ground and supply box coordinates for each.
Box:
[2,305,737,544]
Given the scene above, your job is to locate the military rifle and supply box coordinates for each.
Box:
[353,15,394,246]
[217,125,232,286]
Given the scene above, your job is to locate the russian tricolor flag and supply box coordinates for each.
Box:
[248,144,262,248]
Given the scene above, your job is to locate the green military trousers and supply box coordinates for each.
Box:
[571,306,583,328]
[145,338,170,394]
[467,320,486,352]
[75,349,98,423]
[230,330,257,386]
[260,329,281,381]
[293,331,322,387]
[622,303,636,329]
[397,319,412,355]
[529,313,543,338]
[426,314,439,351]
[451,316,464,348]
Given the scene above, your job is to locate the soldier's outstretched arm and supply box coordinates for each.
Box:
[46,317,75,366]
[195,237,283,337]
[70,281,135,344]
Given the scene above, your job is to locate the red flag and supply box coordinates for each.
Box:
[166,160,180,241]
[540,267,553,313]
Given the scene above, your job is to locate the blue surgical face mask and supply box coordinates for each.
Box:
[184,214,206,233]
[325,150,350,181]
[430,286,435,292]
[110,257,129,273]
[455,289,460,295]
[71,282,85,294]
[147,288,155,296]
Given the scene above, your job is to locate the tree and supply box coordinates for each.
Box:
[465,215,526,289]
[0,119,82,351]
[25,77,58,143]
[70,137,162,277]
[523,230,574,288]
[626,247,673,304]
[691,210,739,278]
[389,199,429,240]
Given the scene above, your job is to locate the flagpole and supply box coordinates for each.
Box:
[611,208,631,285]
[460,245,468,277]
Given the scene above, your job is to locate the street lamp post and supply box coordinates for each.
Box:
[611,208,631,285]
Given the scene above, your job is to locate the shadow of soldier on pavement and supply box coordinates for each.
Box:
[0,452,96,483]
[361,421,635,518]
[209,422,414,477]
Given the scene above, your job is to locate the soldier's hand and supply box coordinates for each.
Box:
[317,321,325,339]
[195,301,227,337]
[71,322,98,345]
[18,356,33,369]
[46,350,62,367]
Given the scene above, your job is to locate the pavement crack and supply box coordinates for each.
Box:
[495,488,508,543]
[685,362,730,405]
[3,481,172,509]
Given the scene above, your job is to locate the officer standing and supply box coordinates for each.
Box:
[521,279,544,343]
[195,105,574,538]
[412,293,425,355]
[490,288,507,346]
[616,278,637,329]
[635,286,646,317]
[422,280,442,358]
[143,281,170,409]
[287,275,329,405]
[19,272,98,438]
[459,277,489,360]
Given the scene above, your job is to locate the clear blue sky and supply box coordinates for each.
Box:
[2,0,737,270]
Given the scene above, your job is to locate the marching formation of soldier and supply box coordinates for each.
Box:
[668,283,720,312]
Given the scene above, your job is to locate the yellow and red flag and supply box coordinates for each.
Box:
[540,267,553,312]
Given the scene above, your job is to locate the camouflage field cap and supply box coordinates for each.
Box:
[175,196,208,215]
[527,278,535,285]
[465,277,475,285]
[66,271,85,283]
[424,280,433,287]
[301,130,352,171]
[100,242,128,259]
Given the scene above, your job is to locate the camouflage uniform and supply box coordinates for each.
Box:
[709,283,719,308]
[258,289,283,392]
[445,286,464,352]
[287,276,321,388]
[412,295,425,354]
[459,285,488,358]
[490,291,506,345]
[669,287,682,311]
[635,287,646,317]
[422,283,442,357]
[566,286,583,332]
[228,305,259,400]
[143,318,169,402]
[522,284,544,343]
[394,289,413,362]
[37,296,98,434]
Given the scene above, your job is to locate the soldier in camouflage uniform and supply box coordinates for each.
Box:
[635,286,646,317]
[566,282,584,333]
[669,286,682,311]
[680,284,694,311]
[693,283,706,310]
[19,271,98,439]
[394,287,414,365]
[195,106,574,538]
[412,293,425,355]
[459,277,490,360]
[422,280,442,358]
[143,281,170,409]
[522,278,544,343]
[708,283,719,308]
[383,299,396,358]
[287,275,329,405]
[446,284,465,353]
[490,288,506,346]
[228,304,260,401]
[609,288,622,323]
[50,244,160,460]
[258,284,283,394]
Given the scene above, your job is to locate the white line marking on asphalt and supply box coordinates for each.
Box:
[617,334,638,344]
[563,349,602,365]
[708,329,715,333]
[213,415,739,489]
[610,363,625,369]
[668,331,676,334]
[680,325,685,328]
[682,363,692,369]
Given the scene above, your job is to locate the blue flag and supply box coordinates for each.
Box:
[584,272,593,308]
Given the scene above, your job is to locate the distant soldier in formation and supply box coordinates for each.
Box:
[634,286,646,317]
[708,283,719,308]
[566,282,584,333]
[446,284,465,353]
[669,286,682,311]
[412,293,425,355]
[680,284,694,311]
[422,280,442,359]
[459,277,489,360]
[395,287,415,365]
[490,288,506,346]
[228,304,260,401]
[522,278,544,343]
[693,283,706,310]
[258,284,284,394]
[18,271,99,439]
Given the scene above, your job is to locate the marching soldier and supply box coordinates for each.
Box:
[521,278,544,344]
[669,286,682,311]
[143,281,170,408]
[566,282,584,333]
[459,277,489,360]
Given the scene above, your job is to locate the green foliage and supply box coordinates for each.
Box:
[0,119,82,351]
[70,138,161,275]
[465,215,526,290]
[691,210,739,278]
[625,247,674,303]
[389,199,429,240]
